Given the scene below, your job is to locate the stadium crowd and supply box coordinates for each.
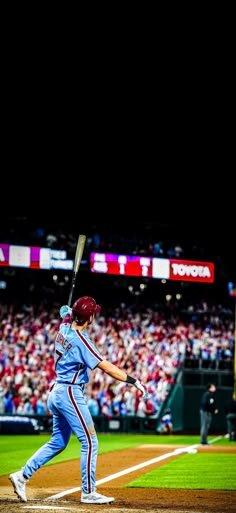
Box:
[0,301,234,419]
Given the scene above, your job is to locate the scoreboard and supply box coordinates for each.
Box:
[90,252,152,277]
[90,252,214,283]
[0,244,214,283]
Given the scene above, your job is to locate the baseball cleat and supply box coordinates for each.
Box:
[81,491,115,504]
[9,470,27,502]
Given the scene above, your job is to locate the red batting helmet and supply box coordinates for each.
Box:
[72,296,101,325]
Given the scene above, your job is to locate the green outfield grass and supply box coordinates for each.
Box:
[127,453,236,490]
[0,433,235,490]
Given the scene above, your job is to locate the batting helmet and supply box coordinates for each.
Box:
[72,296,101,325]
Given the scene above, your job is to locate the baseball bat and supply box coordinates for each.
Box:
[68,234,87,307]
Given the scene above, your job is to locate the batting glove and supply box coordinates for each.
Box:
[60,305,72,319]
[133,379,148,399]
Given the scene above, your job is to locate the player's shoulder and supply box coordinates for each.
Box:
[60,314,72,325]
[76,329,92,342]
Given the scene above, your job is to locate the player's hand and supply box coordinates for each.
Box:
[133,379,148,399]
[60,305,72,319]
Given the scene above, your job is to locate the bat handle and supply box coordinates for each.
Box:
[68,273,76,307]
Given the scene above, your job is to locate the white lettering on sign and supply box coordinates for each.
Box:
[94,253,105,262]
[171,263,211,278]
[140,257,150,266]
[0,249,5,262]
[118,256,127,264]
[93,262,108,273]
[50,250,66,260]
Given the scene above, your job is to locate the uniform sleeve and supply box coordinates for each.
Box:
[76,330,104,369]
[60,314,72,326]
[60,305,72,318]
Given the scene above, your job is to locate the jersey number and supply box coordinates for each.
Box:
[55,349,63,370]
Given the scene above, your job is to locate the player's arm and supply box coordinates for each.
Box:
[98,360,127,381]
[98,360,147,398]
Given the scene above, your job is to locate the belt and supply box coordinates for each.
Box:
[56,381,84,386]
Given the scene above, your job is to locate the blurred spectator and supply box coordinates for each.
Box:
[87,389,100,417]
[101,397,113,419]
[160,409,173,434]
[0,383,6,413]
[35,395,48,415]
[4,391,15,413]
[143,397,158,418]
[136,397,147,417]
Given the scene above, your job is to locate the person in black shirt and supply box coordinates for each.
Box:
[200,383,218,445]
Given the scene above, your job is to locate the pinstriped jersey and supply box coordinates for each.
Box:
[54,315,103,385]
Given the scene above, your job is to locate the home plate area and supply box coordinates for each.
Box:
[0,444,235,513]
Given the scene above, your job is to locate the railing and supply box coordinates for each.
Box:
[182,358,234,387]
[183,358,233,371]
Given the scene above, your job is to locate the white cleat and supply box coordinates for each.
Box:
[9,470,27,502]
[81,490,115,504]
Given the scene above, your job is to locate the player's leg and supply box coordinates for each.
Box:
[23,412,72,478]
[9,386,71,501]
[64,385,98,493]
[200,410,208,444]
[205,412,212,442]
[65,385,114,504]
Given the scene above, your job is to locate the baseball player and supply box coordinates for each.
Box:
[9,296,147,504]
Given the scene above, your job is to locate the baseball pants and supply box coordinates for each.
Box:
[22,383,98,494]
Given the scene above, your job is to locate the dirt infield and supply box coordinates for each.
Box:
[0,443,236,513]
